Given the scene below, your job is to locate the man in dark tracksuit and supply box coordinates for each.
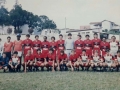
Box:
[0,52,9,72]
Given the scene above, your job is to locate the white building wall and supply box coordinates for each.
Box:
[102,21,112,31]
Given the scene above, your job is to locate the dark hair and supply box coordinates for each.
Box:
[35,35,39,38]
[60,50,64,53]
[59,34,63,37]
[77,34,81,37]
[7,36,11,39]
[94,33,98,35]
[44,36,47,39]
[111,36,116,39]
[82,49,86,52]
[85,35,89,37]
[37,49,41,51]
[14,51,18,54]
[117,50,120,53]
[49,48,54,52]
[68,33,72,36]
[105,49,110,52]
[51,36,55,40]
[26,34,30,37]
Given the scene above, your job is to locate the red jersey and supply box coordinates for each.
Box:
[100,41,110,56]
[22,39,33,55]
[84,39,93,56]
[58,54,67,61]
[13,40,23,51]
[69,54,79,62]
[47,53,56,61]
[74,39,84,55]
[92,38,101,49]
[4,42,13,52]
[25,54,34,62]
[34,53,44,62]
[49,41,57,55]
[32,40,41,54]
[57,40,65,55]
[41,41,50,56]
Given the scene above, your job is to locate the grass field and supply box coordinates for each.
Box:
[0,71,120,90]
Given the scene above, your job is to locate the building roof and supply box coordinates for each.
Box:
[90,22,101,24]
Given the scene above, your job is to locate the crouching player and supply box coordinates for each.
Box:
[114,50,120,71]
[34,49,45,71]
[67,50,79,71]
[45,48,57,71]
[8,51,20,72]
[91,51,103,71]
[0,52,9,72]
[57,50,68,71]
[103,49,116,71]
[23,50,34,72]
[79,50,90,71]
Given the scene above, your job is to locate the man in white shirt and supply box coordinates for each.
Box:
[64,33,74,58]
[0,38,3,57]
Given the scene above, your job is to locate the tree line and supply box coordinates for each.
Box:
[0,4,57,34]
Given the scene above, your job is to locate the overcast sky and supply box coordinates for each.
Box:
[4,0,120,29]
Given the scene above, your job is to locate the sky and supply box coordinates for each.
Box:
[2,0,120,29]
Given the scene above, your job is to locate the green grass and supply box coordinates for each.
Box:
[0,71,120,90]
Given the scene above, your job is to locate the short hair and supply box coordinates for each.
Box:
[14,51,18,54]
[59,34,63,37]
[26,34,30,37]
[94,33,98,35]
[7,36,11,39]
[44,36,47,39]
[105,49,110,52]
[51,36,55,40]
[60,50,64,53]
[111,36,116,39]
[85,35,90,37]
[68,33,72,36]
[82,49,86,52]
[117,50,120,53]
[35,35,39,38]
[49,48,54,52]
[77,34,81,37]
[37,49,41,51]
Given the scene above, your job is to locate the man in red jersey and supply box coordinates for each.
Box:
[32,35,41,55]
[90,51,103,71]
[45,48,57,71]
[79,50,90,71]
[22,34,33,56]
[22,50,34,72]
[56,34,65,56]
[8,51,20,72]
[74,34,84,55]
[41,36,50,57]
[84,35,93,56]
[100,37,110,56]
[4,36,13,60]
[49,36,57,56]
[67,50,79,71]
[57,50,68,71]
[34,49,44,71]
[102,49,116,71]
[92,33,101,55]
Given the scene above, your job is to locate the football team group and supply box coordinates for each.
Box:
[0,33,120,72]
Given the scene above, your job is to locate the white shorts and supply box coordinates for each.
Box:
[65,50,72,58]
[106,62,112,67]
[110,50,117,56]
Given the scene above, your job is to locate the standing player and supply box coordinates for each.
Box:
[84,35,93,56]
[79,50,90,71]
[91,51,103,71]
[57,50,68,71]
[100,37,110,56]
[22,50,34,72]
[110,36,119,56]
[74,34,84,55]
[4,36,13,60]
[22,34,33,56]
[41,36,50,58]
[45,48,57,71]
[92,33,101,55]
[34,49,45,71]
[49,36,57,55]
[13,34,23,69]
[67,50,79,71]
[32,35,41,55]
[56,34,65,56]
[103,49,116,71]
[64,33,74,58]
